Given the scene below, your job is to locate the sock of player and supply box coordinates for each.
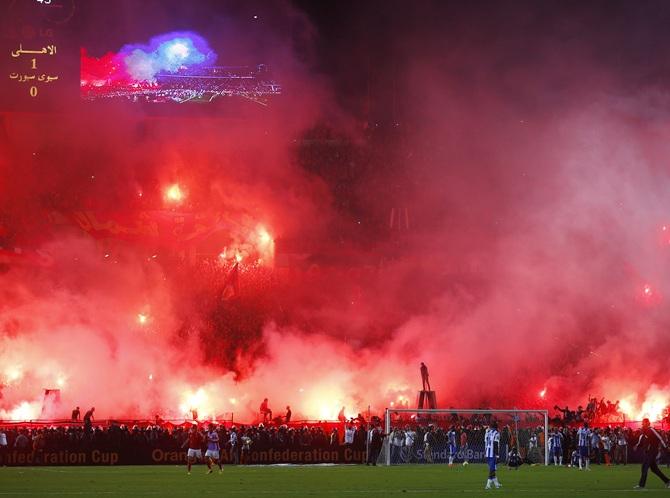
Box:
[559,456,563,465]
[486,479,493,488]
[493,477,501,487]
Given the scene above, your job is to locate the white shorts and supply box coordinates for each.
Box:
[205,450,220,460]
[187,449,202,460]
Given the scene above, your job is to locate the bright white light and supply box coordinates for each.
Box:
[164,184,184,204]
[56,374,67,388]
[257,226,273,246]
[10,402,38,421]
[168,42,189,59]
[5,366,22,383]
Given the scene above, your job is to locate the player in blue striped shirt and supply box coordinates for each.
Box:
[484,422,502,489]
[549,429,564,466]
[577,423,591,470]
[447,426,457,467]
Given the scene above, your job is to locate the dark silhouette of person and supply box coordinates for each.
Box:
[338,406,347,424]
[366,426,384,466]
[420,362,431,391]
[285,406,292,423]
[71,406,80,421]
[634,418,670,489]
[260,398,272,422]
[83,407,95,435]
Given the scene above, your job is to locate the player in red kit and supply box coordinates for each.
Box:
[183,425,204,475]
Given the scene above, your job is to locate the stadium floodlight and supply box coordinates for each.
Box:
[380,408,549,466]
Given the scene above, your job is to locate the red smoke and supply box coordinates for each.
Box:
[1,0,670,423]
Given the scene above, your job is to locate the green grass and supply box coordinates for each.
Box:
[0,464,667,498]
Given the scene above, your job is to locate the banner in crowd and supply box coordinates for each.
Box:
[0,447,369,466]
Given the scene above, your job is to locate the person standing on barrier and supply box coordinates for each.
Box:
[633,418,670,490]
[83,407,95,437]
[420,363,431,391]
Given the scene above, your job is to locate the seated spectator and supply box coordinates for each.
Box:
[508,446,522,469]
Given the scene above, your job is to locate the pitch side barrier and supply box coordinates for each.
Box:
[0,447,369,466]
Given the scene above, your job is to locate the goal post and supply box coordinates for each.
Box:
[381,408,549,466]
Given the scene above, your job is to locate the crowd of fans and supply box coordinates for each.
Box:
[551,396,653,425]
[385,422,670,467]
[0,422,366,463]
[2,397,669,467]
[82,71,280,104]
[1,416,669,467]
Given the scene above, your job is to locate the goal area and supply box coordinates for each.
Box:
[378,408,549,466]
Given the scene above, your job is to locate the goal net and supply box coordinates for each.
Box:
[377,408,549,466]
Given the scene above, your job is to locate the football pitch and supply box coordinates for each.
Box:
[0,464,667,498]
